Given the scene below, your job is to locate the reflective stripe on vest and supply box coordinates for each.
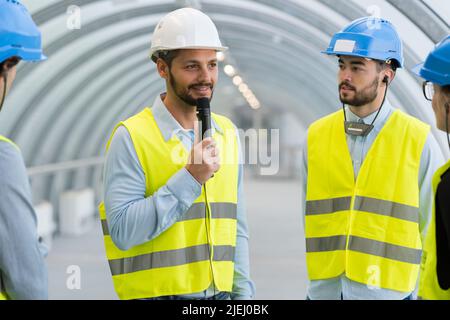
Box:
[306,196,419,223]
[99,108,239,300]
[418,160,450,300]
[305,109,429,293]
[101,202,237,236]
[306,235,422,265]
[107,244,235,275]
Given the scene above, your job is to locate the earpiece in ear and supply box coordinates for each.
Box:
[445,103,449,114]
[383,76,389,84]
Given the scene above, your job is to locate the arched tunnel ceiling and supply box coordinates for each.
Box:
[1,0,449,175]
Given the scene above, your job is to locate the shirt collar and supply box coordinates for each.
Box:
[151,93,223,142]
[346,100,393,129]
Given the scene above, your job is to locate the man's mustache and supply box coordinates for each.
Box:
[339,81,356,91]
[188,83,214,90]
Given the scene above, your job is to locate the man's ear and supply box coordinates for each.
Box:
[156,58,169,80]
[383,68,395,85]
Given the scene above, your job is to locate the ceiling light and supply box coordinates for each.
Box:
[224,65,236,77]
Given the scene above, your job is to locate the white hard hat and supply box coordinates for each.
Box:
[150,8,227,62]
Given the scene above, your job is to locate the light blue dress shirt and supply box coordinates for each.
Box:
[0,140,48,300]
[300,102,444,300]
[103,94,255,300]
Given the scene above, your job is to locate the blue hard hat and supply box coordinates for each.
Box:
[322,17,404,68]
[411,35,450,86]
[0,0,46,63]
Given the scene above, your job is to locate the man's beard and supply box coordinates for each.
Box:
[339,76,380,107]
[169,70,214,106]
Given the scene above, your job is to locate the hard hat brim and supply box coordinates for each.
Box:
[23,53,47,62]
[322,49,384,61]
[321,50,370,58]
[321,50,402,69]
[0,46,47,63]
[150,45,228,59]
[411,63,424,78]
[411,62,450,86]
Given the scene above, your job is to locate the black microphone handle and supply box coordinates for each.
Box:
[196,98,215,179]
[201,112,212,139]
[196,98,212,140]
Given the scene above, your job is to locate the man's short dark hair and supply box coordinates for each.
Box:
[152,50,180,68]
[0,57,20,77]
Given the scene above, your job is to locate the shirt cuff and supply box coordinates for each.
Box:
[166,167,202,208]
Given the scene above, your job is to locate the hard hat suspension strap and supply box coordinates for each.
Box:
[445,103,450,151]
[0,71,7,113]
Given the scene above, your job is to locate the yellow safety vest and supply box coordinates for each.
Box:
[0,276,8,300]
[99,108,239,300]
[418,160,450,300]
[305,109,429,293]
[0,135,18,300]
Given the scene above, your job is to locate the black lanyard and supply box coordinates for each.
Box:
[343,82,389,137]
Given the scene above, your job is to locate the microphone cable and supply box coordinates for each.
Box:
[203,182,217,300]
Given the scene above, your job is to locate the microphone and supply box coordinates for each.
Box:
[196,97,212,139]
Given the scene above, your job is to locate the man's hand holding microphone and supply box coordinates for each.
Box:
[185,97,220,185]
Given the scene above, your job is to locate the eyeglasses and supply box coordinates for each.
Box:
[422,81,435,101]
